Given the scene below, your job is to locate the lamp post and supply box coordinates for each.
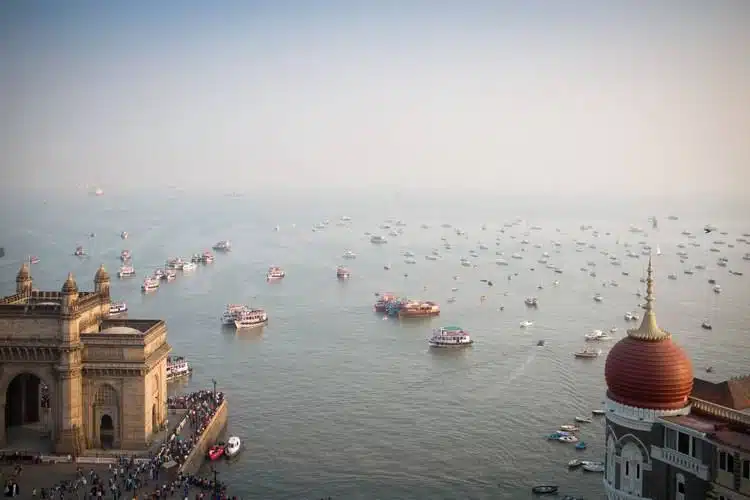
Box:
[212,378,217,399]
[212,466,220,498]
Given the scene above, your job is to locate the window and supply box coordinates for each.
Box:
[636,463,640,480]
[675,473,685,500]
[743,459,749,480]
[665,428,677,449]
[677,432,690,455]
[625,461,630,476]
[690,437,702,459]
[728,454,735,473]
[720,451,726,470]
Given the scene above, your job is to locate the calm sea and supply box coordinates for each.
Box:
[1,189,748,499]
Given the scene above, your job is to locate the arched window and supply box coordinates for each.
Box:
[675,473,685,500]
[620,442,644,495]
[94,384,118,407]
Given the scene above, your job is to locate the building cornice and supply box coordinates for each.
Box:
[605,396,690,426]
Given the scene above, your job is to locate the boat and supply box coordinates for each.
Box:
[370,235,388,244]
[537,340,545,346]
[374,293,397,312]
[520,320,534,328]
[574,416,592,423]
[399,300,440,318]
[524,297,539,307]
[74,246,86,257]
[558,435,579,443]
[201,251,215,263]
[221,304,250,325]
[212,240,231,251]
[575,442,587,450]
[593,293,604,302]
[181,261,197,271]
[531,485,559,495]
[163,270,177,281]
[582,462,604,473]
[713,285,721,294]
[574,347,602,359]
[141,277,160,292]
[336,266,351,279]
[109,301,128,314]
[166,356,192,381]
[120,250,131,262]
[120,231,128,239]
[584,330,603,341]
[118,265,136,278]
[591,409,606,416]
[234,309,269,329]
[207,445,224,461]
[568,459,582,468]
[701,320,712,330]
[624,311,639,321]
[428,326,473,347]
[342,250,357,259]
[266,266,285,280]
[224,436,241,458]
[559,425,579,432]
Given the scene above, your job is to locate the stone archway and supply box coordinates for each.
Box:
[93,383,120,449]
[2,371,55,451]
[100,414,114,449]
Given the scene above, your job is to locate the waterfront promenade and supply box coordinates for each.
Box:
[0,389,232,498]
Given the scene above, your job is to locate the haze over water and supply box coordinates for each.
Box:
[2,0,750,497]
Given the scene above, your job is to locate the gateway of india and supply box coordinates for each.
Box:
[0,263,171,455]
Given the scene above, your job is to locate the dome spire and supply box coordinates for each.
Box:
[627,255,670,341]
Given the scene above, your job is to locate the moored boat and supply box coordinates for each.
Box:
[118,265,136,278]
[582,462,604,473]
[109,301,128,314]
[141,277,160,292]
[574,347,601,359]
[224,436,241,458]
[207,445,224,461]
[221,304,249,325]
[212,240,231,252]
[428,326,473,347]
[166,356,192,381]
[399,300,440,318]
[531,485,559,495]
[574,416,592,423]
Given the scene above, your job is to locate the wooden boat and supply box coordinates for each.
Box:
[532,485,559,495]
[574,416,592,423]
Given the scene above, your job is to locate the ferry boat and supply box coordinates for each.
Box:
[120,250,132,262]
[181,261,197,271]
[74,246,86,257]
[266,266,285,280]
[166,258,185,270]
[221,304,249,325]
[118,265,136,278]
[428,326,473,347]
[374,293,397,312]
[574,347,602,359]
[120,231,128,239]
[109,301,128,314]
[192,251,214,264]
[234,309,268,329]
[398,300,440,318]
[212,240,231,252]
[336,266,351,279]
[342,250,357,259]
[141,277,160,292]
[370,235,388,244]
[166,356,192,381]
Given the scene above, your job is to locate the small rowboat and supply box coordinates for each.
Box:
[532,485,559,495]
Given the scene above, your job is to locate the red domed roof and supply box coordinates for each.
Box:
[604,258,694,411]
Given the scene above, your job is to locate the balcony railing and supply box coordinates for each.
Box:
[689,397,750,426]
[603,479,653,500]
[651,446,710,480]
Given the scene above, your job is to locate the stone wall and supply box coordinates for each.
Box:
[179,400,228,475]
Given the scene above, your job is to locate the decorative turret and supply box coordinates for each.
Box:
[16,262,32,295]
[61,272,78,294]
[605,256,694,411]
[60,272,79,318]
[94,264,110,297]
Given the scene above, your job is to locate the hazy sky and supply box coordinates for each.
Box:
[1,1,748,195]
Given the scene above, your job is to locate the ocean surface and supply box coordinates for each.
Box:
[1,189,748,499]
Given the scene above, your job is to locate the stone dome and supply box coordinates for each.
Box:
[61,272,78,294]
[94,264,110,282]
[604,257,694,411]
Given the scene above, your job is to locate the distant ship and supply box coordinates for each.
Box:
[90,187,104,196]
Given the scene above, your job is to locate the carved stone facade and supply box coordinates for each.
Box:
[0,264,171,454]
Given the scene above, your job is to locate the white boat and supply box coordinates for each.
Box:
[212,240,231,251]
[405,258,417,264]
[109,301,128,314]
[336,266,351,279]
[558,435,579,443]
[342,250,357,259]
[582,462,605,473]
[224,436,241,457]
[591,409,606,416]
[574,347,602,359]
[235,309,269,329]
[713,285,721,294]
[574,416,592,423]
[118,265,136,278]
[593,293,604,302]
[93,187,104,196]
[120,231,128,239]
[624,311,639,321]
[559,424,579,432]
[166,356,192,381]
[266,266,285,280]
[180,261,197,271]
[141,277,160,292]
[520,321,534,328]
[425,254,438,261]
[428,326,473,347]
[221,304,249,325]
[524,297,538,306]
[585,330,603,341]
[163,270,177,282]
[370,235,388,244]
[120,250,132,261]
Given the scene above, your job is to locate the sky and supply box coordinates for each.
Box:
[1,0,749,196]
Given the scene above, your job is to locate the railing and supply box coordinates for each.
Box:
[651,446,710,480]
[689,397,750,426]
[603,479,653,500]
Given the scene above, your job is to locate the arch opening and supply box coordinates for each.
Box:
[3,373,54,451]
[100,415,114,449]
[94,384,119,449]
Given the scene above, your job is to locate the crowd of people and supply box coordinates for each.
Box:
[0,389,235,499]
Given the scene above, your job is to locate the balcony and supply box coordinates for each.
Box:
[603,480,652,500]
[651,446,710,480]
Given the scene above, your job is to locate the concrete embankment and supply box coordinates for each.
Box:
[179,399,228,475]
